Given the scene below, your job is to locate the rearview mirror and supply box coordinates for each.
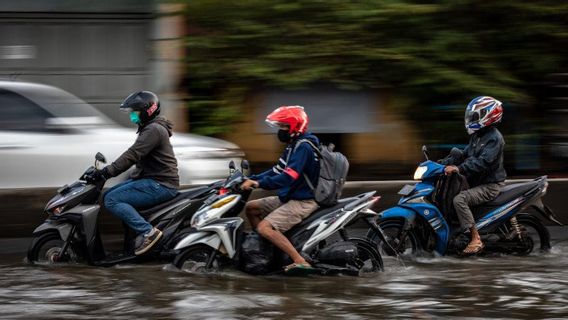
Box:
[421,145,429,161]
[241,160,250,176]
[95,152,107,163]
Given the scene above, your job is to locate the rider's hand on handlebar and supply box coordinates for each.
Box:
[86,167,110,183]
[240,179,259,190]
[444,165,459,175]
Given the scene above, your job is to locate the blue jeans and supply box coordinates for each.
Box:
[104,179,178,235]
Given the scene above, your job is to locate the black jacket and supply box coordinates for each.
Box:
[106,117,179,189]
[442,126,506,187]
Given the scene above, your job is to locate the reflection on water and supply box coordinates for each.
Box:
[1,246,568,319]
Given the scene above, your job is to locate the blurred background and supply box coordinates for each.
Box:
[0,0,567,237]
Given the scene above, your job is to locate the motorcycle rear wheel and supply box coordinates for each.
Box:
[514,217,550,255]
[348,238,384,273]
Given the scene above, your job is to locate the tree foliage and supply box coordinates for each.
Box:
[178,0,568,135]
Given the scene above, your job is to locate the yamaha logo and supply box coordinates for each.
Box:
[424,209,430,216]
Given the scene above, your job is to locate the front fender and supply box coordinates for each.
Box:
[381,204,450,255]
[173,231,221,252]
[379,206,417,224]
[33,221,73,241]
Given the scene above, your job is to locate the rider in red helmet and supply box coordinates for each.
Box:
[241,105,320,272]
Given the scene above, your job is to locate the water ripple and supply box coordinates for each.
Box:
[1,243,568,319]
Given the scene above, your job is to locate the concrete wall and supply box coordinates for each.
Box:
[0,1,187,130]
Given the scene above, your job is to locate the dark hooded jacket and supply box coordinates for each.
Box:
[250,132,320,202]
[106,117,179,189]
[441,126,506,187]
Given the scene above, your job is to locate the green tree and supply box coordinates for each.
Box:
[177,0,567,135]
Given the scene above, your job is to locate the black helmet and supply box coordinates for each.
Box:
[120,91,160,124]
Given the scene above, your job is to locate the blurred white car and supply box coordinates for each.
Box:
[0,81,244,188]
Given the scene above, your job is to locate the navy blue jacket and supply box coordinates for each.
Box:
[250,133,320,202]
[456,126,507,187]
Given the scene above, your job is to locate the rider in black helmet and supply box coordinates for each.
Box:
[120,91,161,127]
[92,91,179,255]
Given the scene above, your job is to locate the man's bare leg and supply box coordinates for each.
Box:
[245,202,263,229]
[464,226,484,254]
[257,220,307,265]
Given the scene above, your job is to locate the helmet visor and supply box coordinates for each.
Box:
[464,110,479,125]
[266,119,289,130]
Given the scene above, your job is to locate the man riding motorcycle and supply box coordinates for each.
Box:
[240,105,320,272]
[90,91,179,256]
[441,96,507,255]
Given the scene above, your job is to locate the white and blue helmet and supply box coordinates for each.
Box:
[465,96,503,135]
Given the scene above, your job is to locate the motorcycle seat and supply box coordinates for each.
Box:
[471,180,539,219]
[285,196,359,236]
[139,185,210,216]
[489,181,539,205]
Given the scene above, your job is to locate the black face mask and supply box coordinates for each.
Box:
[277,129,292,143]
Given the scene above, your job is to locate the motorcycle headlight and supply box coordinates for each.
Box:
[211,195,238,209]
[48,205,65,216]
[190,195,241,228]
[413,166,427,180]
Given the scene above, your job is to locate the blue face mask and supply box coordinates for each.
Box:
[129,111,141,125]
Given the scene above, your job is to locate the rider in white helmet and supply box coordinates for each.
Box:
[443,96,507,255]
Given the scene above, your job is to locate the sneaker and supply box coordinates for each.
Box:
[134,228,163,256]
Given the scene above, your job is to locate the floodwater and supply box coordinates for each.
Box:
[2,239,568,320]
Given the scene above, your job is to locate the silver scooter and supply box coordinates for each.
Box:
[172,182,385,276]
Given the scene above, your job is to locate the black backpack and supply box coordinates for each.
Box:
[294,139,349,207]
[434,173,469,223]
[239,231,274,275]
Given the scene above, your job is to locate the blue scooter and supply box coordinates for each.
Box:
[367,146,563,257]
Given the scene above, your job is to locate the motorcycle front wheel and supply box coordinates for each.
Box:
[27,232,77,264]
[366,219,420,258]
[173,245,220,273]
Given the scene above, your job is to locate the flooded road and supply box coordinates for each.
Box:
[2,240,568,319]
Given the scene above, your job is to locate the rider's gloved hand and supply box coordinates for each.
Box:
[86,167,110,183]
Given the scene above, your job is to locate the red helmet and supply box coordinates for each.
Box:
[265,105,309,134]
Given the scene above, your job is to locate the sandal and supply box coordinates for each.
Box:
[462,242,485,255]
[284,262,317,275]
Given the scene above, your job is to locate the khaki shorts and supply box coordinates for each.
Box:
[250,196,319,232]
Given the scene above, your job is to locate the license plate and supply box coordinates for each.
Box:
[398,184,415,196]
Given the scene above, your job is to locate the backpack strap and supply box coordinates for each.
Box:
[303,172,316,191]
[294,139,322,158]
[283,139,319,196]
[293,139,320,191]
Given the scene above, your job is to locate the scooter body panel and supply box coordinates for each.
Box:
[173,231,222,253]
[174,218,243,258]
[400,203,449,254]
[32,220,73,241]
